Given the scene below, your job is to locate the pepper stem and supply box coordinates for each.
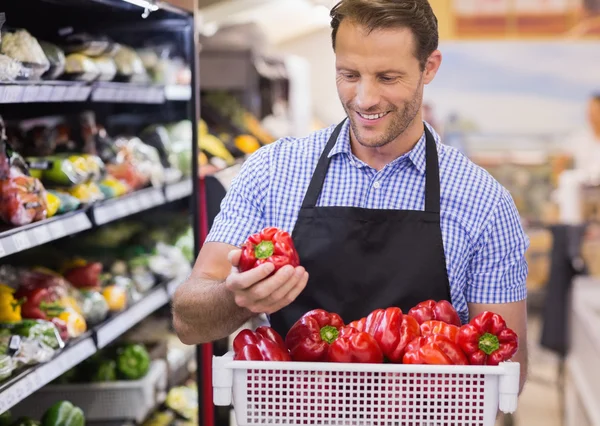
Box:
[478,332,500,355]
[254,241,274,259]
[320,325,339,344]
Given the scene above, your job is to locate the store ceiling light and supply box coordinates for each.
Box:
[122,0,159,12]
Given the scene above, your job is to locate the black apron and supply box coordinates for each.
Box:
[269,119,452,337]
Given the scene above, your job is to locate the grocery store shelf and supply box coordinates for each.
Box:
[0,180,193,260]
[0,81,91,104]
[0,335,96,413]
[93,186,166,226]
[0,276,187,413]
[91,82,165,104]
[0,211,92,260]
[165,178,193,201]
[0,82,191,105]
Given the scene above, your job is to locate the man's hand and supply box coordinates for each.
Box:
[468,300,528,394]
[225,249,309,315]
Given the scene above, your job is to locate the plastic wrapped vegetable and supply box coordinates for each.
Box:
[48,190,80,214]
[39,41,66,80]
[1,29,50,79]
[113,45,147,83]
[92,55,117,81]
[0,353,15,381]
[79,289,109,325]
[45,191,60,217]
[0,175,48,226]
[0,284,22,323]
[63,53,99,82]
[5,319,65,350]
[0,54,24,81]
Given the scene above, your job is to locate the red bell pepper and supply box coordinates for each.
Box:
[328,327,384,363]
[403,334,469,365]
[285,309,344,362]
[233,326,291,361]
[347,307,420,363]
[64,263,103,289]
[233,326,288,354]
[408,300,461,326]
[19,288,65,320]
[239,227,300,273]
[420,320,460,344]
[457,311,519,365]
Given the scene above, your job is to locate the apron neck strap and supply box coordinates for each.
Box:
[301,119,441,214]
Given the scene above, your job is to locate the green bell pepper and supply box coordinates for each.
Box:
[41,401,84,426]
[91,359,116,382]
[116,344,150,380]
[11,417,40,426]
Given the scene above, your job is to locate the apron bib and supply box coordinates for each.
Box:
[269,120,451,336]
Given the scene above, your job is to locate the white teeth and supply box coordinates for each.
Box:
[359,112,387,120]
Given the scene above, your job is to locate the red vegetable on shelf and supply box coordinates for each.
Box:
[347,307,420,363]
[328,326,384,364]
[285,309,344,362]
[63,262,103,289]
[239,227,300,274]
[457,311,518,365]
[408,300,461,327]
[19,287,64,320]
[403,334,469,365]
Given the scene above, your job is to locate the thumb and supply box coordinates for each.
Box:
[228,249,242,267]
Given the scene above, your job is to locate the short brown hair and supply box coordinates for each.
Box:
[330,0,439,71]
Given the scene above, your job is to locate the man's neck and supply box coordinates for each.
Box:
[350,118,425,171]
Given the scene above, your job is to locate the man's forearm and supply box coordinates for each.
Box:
[172,276,254,345]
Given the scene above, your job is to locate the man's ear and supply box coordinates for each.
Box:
[423,50,442,85]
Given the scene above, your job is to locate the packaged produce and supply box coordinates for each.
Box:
[11,334,55,367]
[50,317,69,343]
[26,155,87,187]
[62,33,116,57]
[403,334,469,365]
[0,284,22,323]
[39,41,66,80]
[407,299,461,327]
[5,319,64,350]
[165,384,198,421]
[18,287,65,321]
[44,191,60,217]
[99,175,129,197]
[0,29,50,79]
[0,54,24,81]
[233,326,289,361]
[457,311,519,365]
[147,242,191,280]
[91,55,117,81]
[56,309,87,338]
[102,285,127,312]
[47,190,80,214]
[348,307,421,363]
[285,309,345,362]
[116,343,150,380]
[63,262,103,290]
[0,353,15,381]
[239,227,300,274]
[327,326,383,364]
[0,174,48,226]
[78,289,109,325]
[63,53,99,82]
[113,45,147,83]
[41,400,85,426]
[66,182,105,204]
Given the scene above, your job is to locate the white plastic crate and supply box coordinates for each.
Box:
[213,352,520,426]
[12,360,167,422]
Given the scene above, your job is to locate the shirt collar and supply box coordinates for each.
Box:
[327,119,439,175]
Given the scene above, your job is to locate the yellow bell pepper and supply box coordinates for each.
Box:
[57,308,87,338]
[0,284,23,323]
[102,285,127,312]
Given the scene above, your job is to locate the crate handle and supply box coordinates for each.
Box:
[498,361,520,413]
[212,354,233,406]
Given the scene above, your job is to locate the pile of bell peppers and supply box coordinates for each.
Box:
[232,300,519,366]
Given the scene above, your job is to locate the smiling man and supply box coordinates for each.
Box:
[172,0,529,390]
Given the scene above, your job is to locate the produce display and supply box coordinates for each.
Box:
[0,15,191,83]
[232,227,520,367]
[0,219,192,385]
[143,382,198,425]
[0,400,85,426]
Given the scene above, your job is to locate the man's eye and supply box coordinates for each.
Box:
[343,73,358,80]
[379,76,396,83]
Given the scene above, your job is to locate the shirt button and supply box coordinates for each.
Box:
[373,181,381,189]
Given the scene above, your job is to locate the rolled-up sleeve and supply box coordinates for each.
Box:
[466,189,529,304]
[204,147,271,247]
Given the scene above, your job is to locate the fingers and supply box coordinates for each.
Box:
[227,264,309,314]
[262,269,309,314]
[228,249,241,267]
[225,262,275,292]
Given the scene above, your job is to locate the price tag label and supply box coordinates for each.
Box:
[0,241,6,257]
[12,232,32,252]
[73,213,90,230]
[5,86,22,103]
[38,85,53,102]
[151,189,164,205]
[139,193,151,210]
[33,225,52,245]
[79,87,92,101]
[49,221,66,239]
[65,85,79,101]
[115,201,128,218]
[126,198,138,214]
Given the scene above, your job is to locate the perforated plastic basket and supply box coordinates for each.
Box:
[213,352,520,426]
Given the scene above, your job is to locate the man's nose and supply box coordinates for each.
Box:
[355,79,380,111]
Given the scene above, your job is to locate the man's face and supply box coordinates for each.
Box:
[334,20,437,148]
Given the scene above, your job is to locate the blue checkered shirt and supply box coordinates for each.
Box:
[206,120,529,324]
